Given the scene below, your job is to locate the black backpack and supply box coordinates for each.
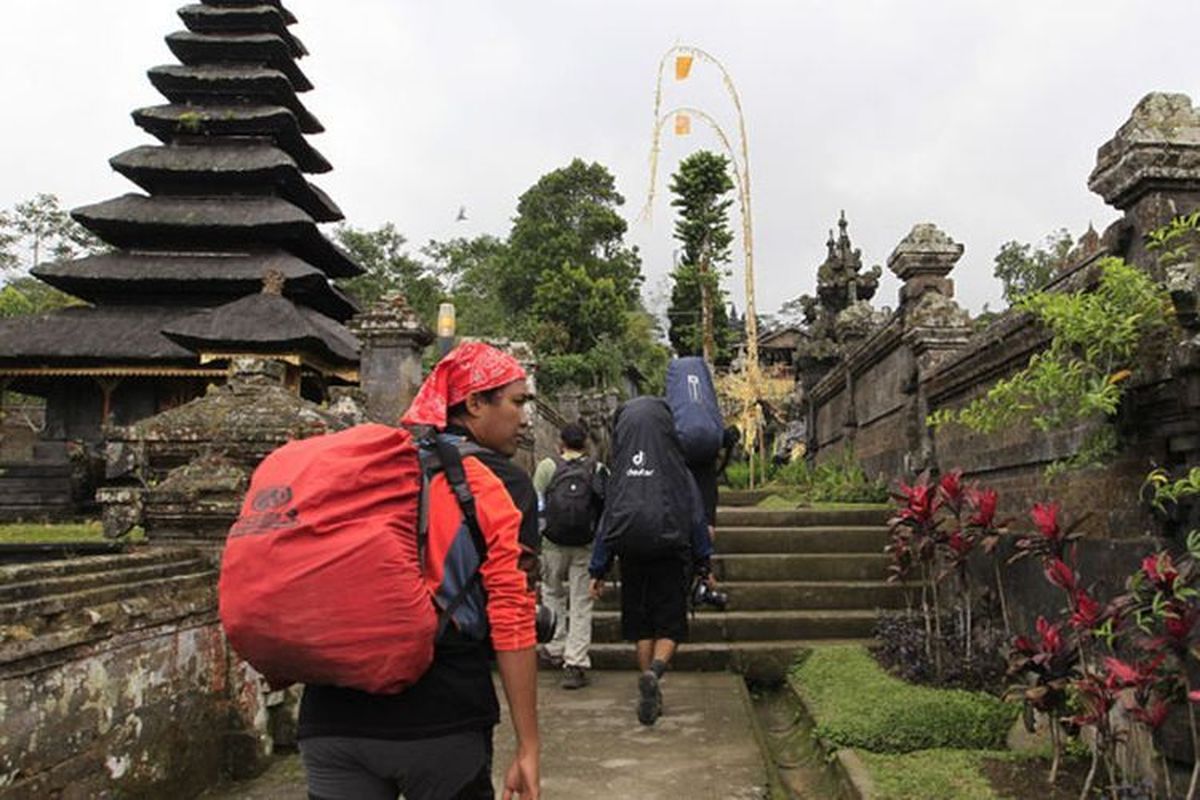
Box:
[544,456,598,546]
[599,396,697,560]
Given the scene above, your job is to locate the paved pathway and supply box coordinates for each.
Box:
[202,671,768,799]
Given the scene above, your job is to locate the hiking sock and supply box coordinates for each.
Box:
[650,659,668,680]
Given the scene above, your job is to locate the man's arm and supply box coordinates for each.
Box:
[496,649,539,798]
[532,456,556,498]
[464,456,540,798]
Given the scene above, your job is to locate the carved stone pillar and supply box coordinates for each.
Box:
[350,295,434,425]
[889,224,972,473]
[1089,93,1200,274]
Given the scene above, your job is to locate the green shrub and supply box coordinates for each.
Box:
[772,451,888,504]
[857,750,1001,800]
[791,645,1017,753]
[722,455,776,490]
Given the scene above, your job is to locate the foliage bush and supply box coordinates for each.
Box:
[929,257,1173,476]
[856,749,1005,800]
[772,451,889,503]
[872,610,1008,692]
[722,455,775,490]
[790,645,1017,753]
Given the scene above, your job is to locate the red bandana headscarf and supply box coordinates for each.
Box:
[401,341,527,429]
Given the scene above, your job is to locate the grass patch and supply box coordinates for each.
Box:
[858,749,1002,800]
[756,494,797,510]
[0,522,143,544]
[755,493,890,511]
[791,645,1017,753]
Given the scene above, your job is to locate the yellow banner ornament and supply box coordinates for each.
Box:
[675,54,693,81]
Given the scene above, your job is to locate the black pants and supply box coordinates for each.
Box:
[619,556,689,642]
[301,729,493,800]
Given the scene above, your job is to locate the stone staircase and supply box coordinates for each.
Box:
[0,547,217,677]
[588,505,895,680]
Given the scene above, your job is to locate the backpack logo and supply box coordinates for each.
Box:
[230,486,299,537]
[687,374,701,402]
[627,450,655,477]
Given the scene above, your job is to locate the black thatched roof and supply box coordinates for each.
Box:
[110,145,340,221]
[33,250,359,321]
[132,104,331,174]
[73,195,361,278]
[199,0,298,28]
[5,0,367,384]
[0,307,198,363]
[178,4,306,57]
[148,65,323,133]
[163,293,360,365]
[167,31,312,90]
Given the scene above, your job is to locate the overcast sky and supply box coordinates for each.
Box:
[3,1,1198,320]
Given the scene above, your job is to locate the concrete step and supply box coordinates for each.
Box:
[0,548,200,584]
[718,489,775,507]
[716,507,889,528]
[587,639,874,682]
[591,609,877,643]
[0,556,213,604]
[713,552,888,582]
[595,580,907,611]
[0,569,216,625]
[715,526,888,554]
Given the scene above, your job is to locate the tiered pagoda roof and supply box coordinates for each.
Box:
[0,0,362,381]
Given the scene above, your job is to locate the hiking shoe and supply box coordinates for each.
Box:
[537,647,563,670]
[637,670,661,725]
[561,666,589,690]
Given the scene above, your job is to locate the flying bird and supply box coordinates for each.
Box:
[455,205,468,222]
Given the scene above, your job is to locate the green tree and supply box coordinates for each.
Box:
[0,277,81,318]
[423,235,509,338]
[334,223,441,322]
[993,228,1074,304]
[666,151,735,363]
[501,158,643,340]
[0,193,102,316]
[668,263,733,362]
[3,193,103,270]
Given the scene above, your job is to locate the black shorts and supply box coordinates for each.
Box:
[619,556,689,642]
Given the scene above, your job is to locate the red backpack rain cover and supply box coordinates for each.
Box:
[219,423,437,695]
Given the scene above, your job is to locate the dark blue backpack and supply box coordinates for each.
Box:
[665,357,724,466]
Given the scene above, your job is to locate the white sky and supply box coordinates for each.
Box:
[2,1,1197,319]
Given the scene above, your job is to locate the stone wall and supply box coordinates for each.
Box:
[803,93,1200,544]
[0,548,273,799]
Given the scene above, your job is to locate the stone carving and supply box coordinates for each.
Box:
[1089,93,1200,210]
[101,356,350,541]
[793,213,885,381]
[888,223,965,306]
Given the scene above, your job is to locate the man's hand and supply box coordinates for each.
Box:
[502,744,540,800]
[589,578,606,599]
[707,524,716,542]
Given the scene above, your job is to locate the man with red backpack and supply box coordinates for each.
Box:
[532,422,607,689]
[296,342,541,800]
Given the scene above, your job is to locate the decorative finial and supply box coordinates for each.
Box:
[261,269,286,296]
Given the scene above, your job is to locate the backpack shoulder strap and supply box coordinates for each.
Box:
[420,434,491,638]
